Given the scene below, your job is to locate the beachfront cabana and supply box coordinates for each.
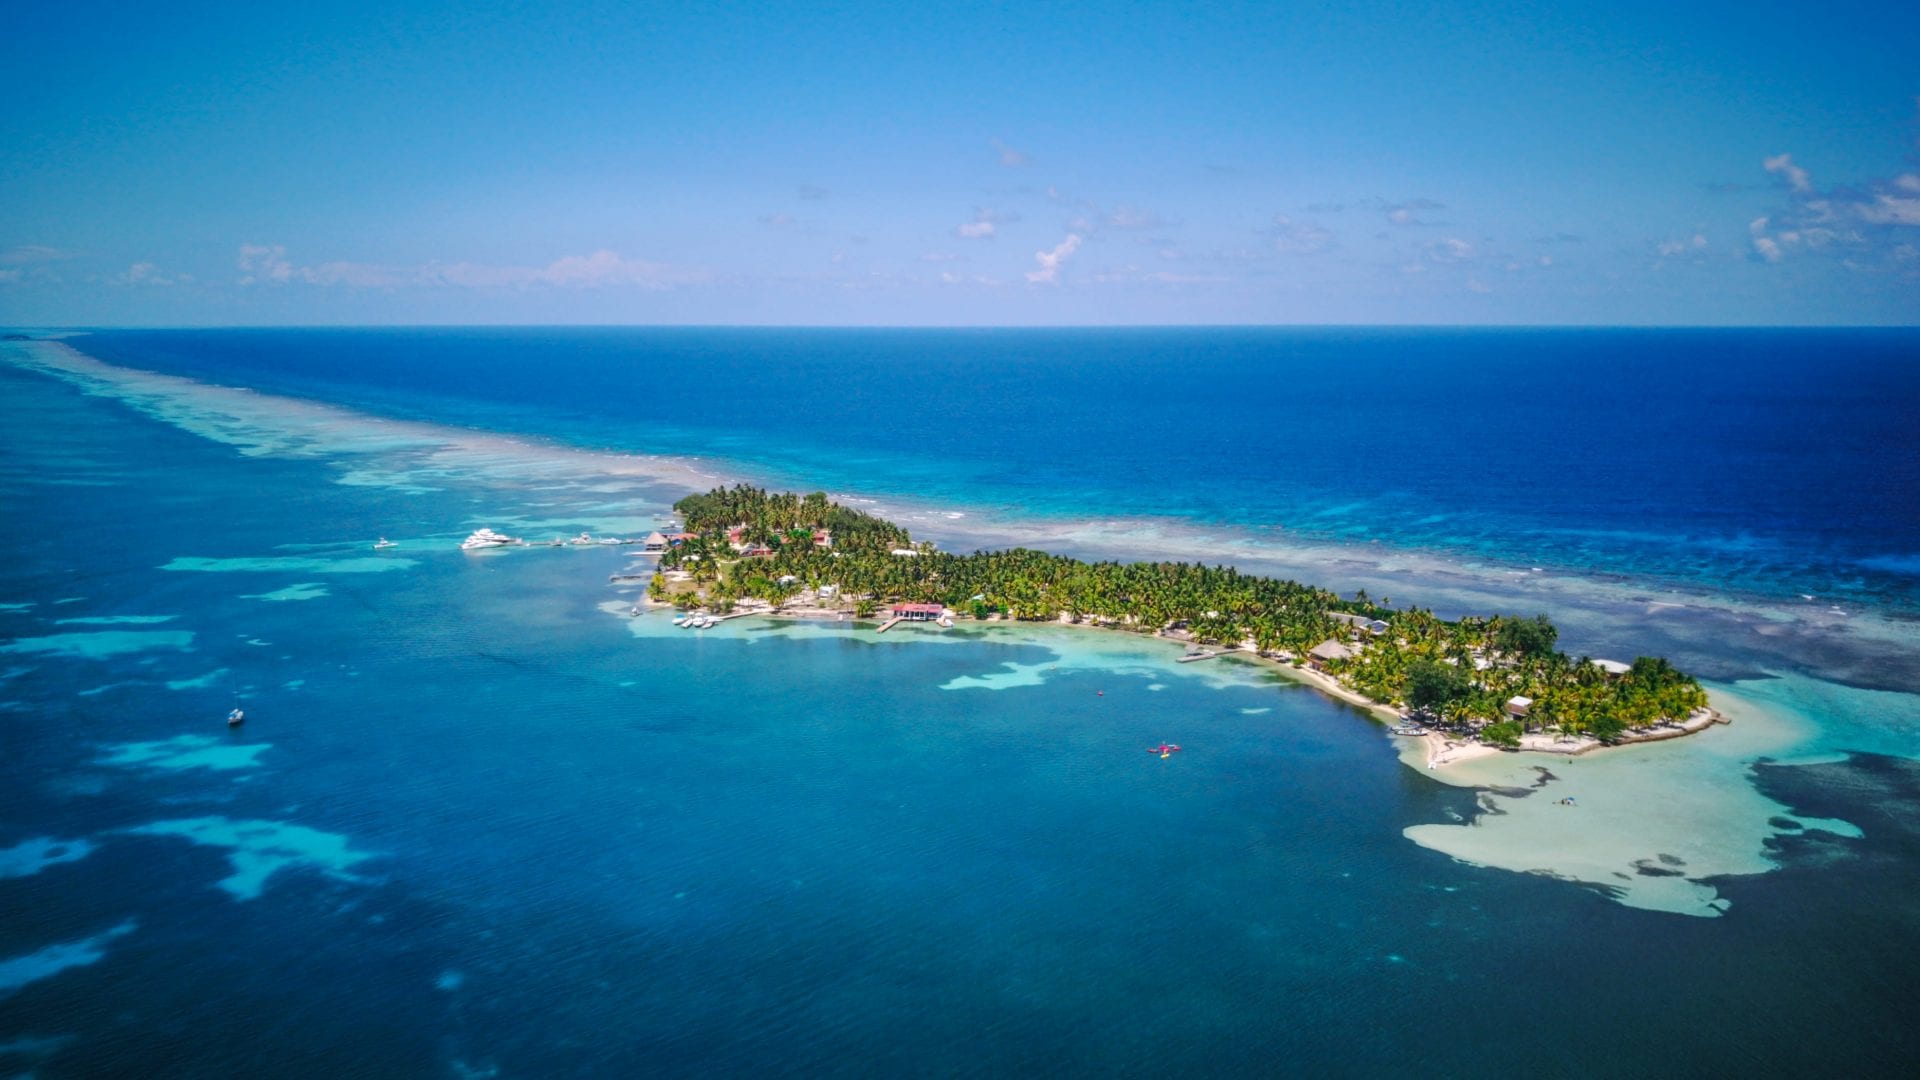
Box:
[642,531,669,552]
[892,603,944,621]
[1505,695,1533,718]
[1308,639,1354,670]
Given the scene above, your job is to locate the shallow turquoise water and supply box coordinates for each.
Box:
[2,341,1918,1076]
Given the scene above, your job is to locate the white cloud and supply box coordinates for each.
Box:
[1270,215,1334,255]
[759,212,796,228]
[1656,233,1709,257]
[991,138,1031,168]
[1025,234,1082,284]
[1102,204,1164,230]
[1429,237,1474,262]
[237,244,295,284]
[954,206,1014,240]
[1747,147,1920,270]
[237,246,701,290]
[939,270,1001,286]
[1764,153,1812,194]
[1856,193,1920,226]
[115,262,184,286]
[0,244,73,265]
[1373,197,1445,227]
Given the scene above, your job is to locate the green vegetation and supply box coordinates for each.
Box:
[658,485,1709,743]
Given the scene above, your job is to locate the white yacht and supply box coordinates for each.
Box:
[460,528,517,550]
[373,538,398,550]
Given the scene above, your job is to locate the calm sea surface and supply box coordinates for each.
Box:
[2,330,1917,1076]
[72,327,1920,609]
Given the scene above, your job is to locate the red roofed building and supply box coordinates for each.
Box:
[891,603,944,621]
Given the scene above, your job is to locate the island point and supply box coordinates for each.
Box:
[620,486,1716,766]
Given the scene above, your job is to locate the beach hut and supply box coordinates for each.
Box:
[642,531,669,552]
[1308,639,1354,670]
[1505,695,1533,718]
[891,603,944,622]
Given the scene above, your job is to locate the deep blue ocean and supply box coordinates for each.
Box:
[71,327,1920,610]
[3,329,1919,1076]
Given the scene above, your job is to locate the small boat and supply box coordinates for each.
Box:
[373,538,398,550]
[671,615,688,626]
[1148,742,1181,758]
[570,532,594,545]
[700,616,716,629]
[226,708,246,727]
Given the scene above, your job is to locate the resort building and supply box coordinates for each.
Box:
[1506,695,1533,718]
[891,603,944,621]
[1591,658,1632,676]
[642,531,669,552]
[1329,612,1391,635]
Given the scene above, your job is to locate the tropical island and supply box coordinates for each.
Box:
[644,485,1714,760]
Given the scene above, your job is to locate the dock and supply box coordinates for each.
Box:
[874,616,904,633]
[1177,649,1223,663]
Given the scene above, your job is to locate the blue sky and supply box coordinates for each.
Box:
[2,0,1916,325]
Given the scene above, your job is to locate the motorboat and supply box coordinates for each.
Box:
[226,708,246,727]
[373,538,398,550]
